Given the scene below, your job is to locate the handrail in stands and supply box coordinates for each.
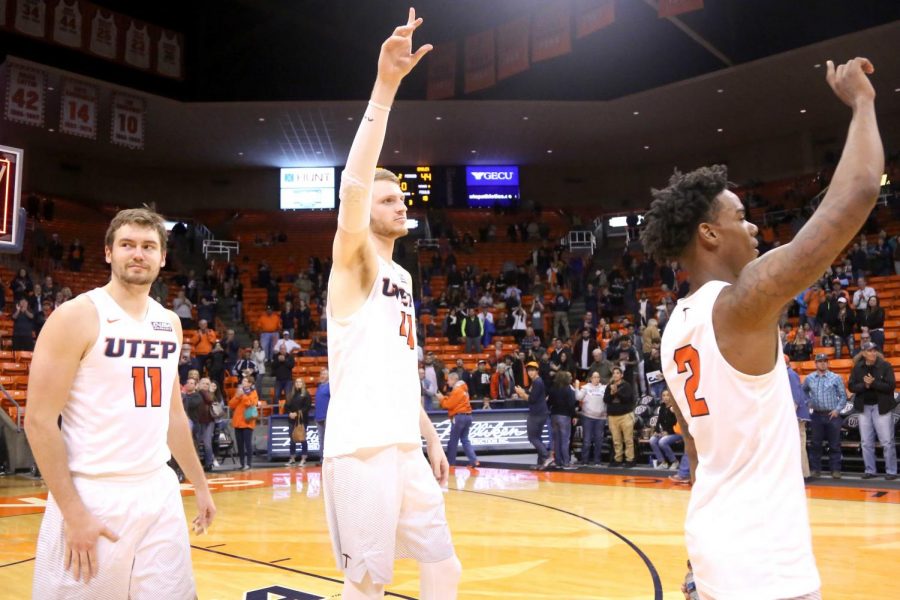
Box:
[566,230,596,254]
[203,239,240,262]
[0,382,23,431]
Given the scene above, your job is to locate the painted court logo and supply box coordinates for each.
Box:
[244,586,324,600]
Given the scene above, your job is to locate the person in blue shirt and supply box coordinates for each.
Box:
[314,368,331,459]
[785,355,812,480]
[802,353,848,478]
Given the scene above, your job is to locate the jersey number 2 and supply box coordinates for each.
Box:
[673,345,709,417]
[132,366,162,408]
[398,312,415,350]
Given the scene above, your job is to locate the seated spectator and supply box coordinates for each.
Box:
[274,331,302,354]
[307,332,328,357]
[787,332,813,362]
[830,298,856,358]
[649,390,682,469]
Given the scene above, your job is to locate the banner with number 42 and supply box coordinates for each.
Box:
[110,92,145,150]
[59,79,98,139]
[4,63,46,127]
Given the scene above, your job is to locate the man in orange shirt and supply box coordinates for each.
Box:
[255,305,281,363]
[194,319,218,374]
[803,283,825,334]
[436,371,479,468]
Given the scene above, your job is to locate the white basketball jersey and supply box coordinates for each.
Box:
[89,10,117,59]
[325,257,421,457]
[52,0,82,47]
[124,21,150,69]
[14,0,46,37]
[62,288,180,477]
[661,281,819,599]
[157,31,182,78]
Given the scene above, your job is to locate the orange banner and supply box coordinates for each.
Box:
[464,29,496,94]
[658,0,704,18]
[575,0,615,39]
[426,41,457,100]
[531,0,572,63]
[496,16,529,81]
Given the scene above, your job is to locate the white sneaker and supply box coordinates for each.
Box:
[540,456,555,470]
[241,465,250,471]
[299,458,307,467]
[285,459,296,467]
[213,459,220,468]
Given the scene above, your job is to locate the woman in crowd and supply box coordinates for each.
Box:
[250,338,267,375]
[283,377,312,467]
[547,371,578,470]
[859,295,885,350]
[228,375,259,471]
[649,389,682,469]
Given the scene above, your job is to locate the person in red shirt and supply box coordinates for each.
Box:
[436,371,479,468]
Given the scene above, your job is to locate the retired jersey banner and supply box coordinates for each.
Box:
[426,41,456,100]
[86,4,118,60]
[496,16,529,81]
[13,0,46,37]
[110,93,145,149]
[576,0,615,39]
[658,0,704,18]
[531,0,572,63]
[4,62,46,126]
[59,78,97,138]
[464,29,495,94]
[156,29,183,79]
[50,0,83,48]
[123,17,151,69]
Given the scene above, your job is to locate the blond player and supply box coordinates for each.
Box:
[25,208,215,599]
[642,58,882,600]
[323,8,461,600]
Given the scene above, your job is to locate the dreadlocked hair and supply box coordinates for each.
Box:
[639,164,730,263]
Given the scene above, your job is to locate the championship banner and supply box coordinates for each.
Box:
[426,41,456,100]
[4,62,46,126]
[531,0,572,63]
[13,0,46,38]
[464,29,495,94]
[496,16,529,81]
[658,0,704,18]
[59,78,97,138]
[576,0,615,39]
[110,92,145,149]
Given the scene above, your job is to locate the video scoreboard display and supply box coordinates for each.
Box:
[391,166,436,206]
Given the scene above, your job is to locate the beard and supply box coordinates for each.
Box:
[113,262,159,286]
[370,217,408,239]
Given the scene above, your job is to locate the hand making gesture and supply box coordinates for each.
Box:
[377,7,433,88]
[825,57,875,109]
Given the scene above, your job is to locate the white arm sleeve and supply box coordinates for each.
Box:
[337,102,391,234]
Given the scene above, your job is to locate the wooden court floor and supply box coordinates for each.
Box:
[1,466,898,599]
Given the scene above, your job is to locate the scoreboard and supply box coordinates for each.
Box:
[392,166,436,206]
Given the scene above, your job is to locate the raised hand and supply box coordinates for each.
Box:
[377,7,433,87]
[826,57,876,109]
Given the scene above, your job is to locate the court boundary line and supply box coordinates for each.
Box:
[190,545,418,599]
[0,556,35,569]
[452,487,664,600]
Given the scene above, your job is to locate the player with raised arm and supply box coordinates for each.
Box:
[322,8,461,600]
[642,58,882,600]
[25,208,215,599]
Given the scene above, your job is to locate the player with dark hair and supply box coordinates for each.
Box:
[645,58,882,600]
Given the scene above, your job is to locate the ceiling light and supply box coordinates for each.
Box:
[471,150,477,154]
[48,86,54,91]
[522,116,529,121]
[546,149,553,154]
[238,152,244,156]
[814,63,821,69]
[393,150,400,154]
[258,117,265,122]
[435,116,442,120]
[717,128,723,132]
[347,116,354,121]
[316,151,322,154]
[716,88,724,94]
[48,128,55,132]
[800,109,807,114]
[633,111,639,115]
[643,145,650,150]
[895,88,900,93]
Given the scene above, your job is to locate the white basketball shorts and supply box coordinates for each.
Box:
[32,465,195,600]
[323,444,455,585]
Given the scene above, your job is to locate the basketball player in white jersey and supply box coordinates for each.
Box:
[324,8,461,600]
[640,59,882,600]
[25,208,216,599]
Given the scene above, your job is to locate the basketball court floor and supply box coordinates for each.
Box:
[1,464,898,599]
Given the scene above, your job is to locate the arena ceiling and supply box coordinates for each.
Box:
[1,0,899,171]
